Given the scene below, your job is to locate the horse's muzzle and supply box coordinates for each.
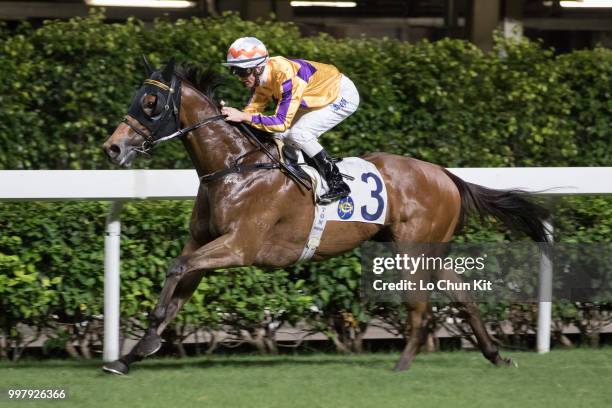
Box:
[103,142,120,161]
[102,141,135,167]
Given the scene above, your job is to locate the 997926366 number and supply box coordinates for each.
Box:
[4,389,67,400]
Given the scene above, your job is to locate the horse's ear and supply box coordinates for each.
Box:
[161,58,175,82]
[142,54,155,77]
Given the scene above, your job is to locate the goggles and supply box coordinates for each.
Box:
[230,66,256,78]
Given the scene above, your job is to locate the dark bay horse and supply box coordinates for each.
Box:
[101,59,549,375]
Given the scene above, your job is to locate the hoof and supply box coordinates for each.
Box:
[135,333,162,357]
[102,359,129,376]
[495,356,517,367]
[506,357,518,368]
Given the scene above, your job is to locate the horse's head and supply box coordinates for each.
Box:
[103,57,181,167]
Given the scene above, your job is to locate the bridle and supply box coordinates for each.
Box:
[122,113,227,155]
[122,75,226,155]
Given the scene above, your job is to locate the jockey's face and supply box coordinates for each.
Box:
[231,66,264,90]
[240,71,257,89]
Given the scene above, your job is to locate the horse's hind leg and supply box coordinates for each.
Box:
[460,302,513,366]
[394,301,432,371]
[435,268,513,366]
[387,238,437,372]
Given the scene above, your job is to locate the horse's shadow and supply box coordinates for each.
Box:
[122,352,476,372]
[135,355,396,371]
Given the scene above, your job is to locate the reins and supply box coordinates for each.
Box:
[127,74,311,190]
[122,114,227,155]
[191,121,312,191]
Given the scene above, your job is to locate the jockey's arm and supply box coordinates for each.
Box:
[222,106,251,122]
[222,71,307,132]
[243,91,268,115]
[222,88,268,123]
[248,77,306,133]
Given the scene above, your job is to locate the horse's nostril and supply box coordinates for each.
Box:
[108,144,121,158]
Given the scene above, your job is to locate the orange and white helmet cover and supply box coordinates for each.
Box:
[223,37,269,68]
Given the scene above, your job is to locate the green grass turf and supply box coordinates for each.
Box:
[1,349,611,408]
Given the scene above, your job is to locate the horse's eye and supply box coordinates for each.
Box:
[141,94,158,116]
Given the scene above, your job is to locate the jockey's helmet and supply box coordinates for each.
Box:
[223,37,269,69]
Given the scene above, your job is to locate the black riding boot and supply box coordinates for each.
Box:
[311,149,350,204]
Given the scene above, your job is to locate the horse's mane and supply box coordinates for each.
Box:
[174,62,274,143]
[175,63,224,110]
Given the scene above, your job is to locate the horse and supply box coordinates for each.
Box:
[101,58,549,375]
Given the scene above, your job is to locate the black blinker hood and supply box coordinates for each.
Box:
[127,72,182,142]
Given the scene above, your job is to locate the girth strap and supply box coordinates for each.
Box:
[200,162,280,184]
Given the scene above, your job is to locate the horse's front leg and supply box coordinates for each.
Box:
[102,232,256,375]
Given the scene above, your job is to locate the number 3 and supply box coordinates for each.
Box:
[360,172,384,221]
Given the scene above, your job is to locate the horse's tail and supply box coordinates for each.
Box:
[442,168,551,243]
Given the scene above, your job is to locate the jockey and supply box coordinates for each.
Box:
[221,37,360,204]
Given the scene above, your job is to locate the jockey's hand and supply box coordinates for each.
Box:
[221,107,250,123]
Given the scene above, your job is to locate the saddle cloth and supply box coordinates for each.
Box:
[287,148,388,261]
[301,157,388,224]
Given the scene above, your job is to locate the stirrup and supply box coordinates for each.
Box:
[318,182,350,204]
[318,191,349,205]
